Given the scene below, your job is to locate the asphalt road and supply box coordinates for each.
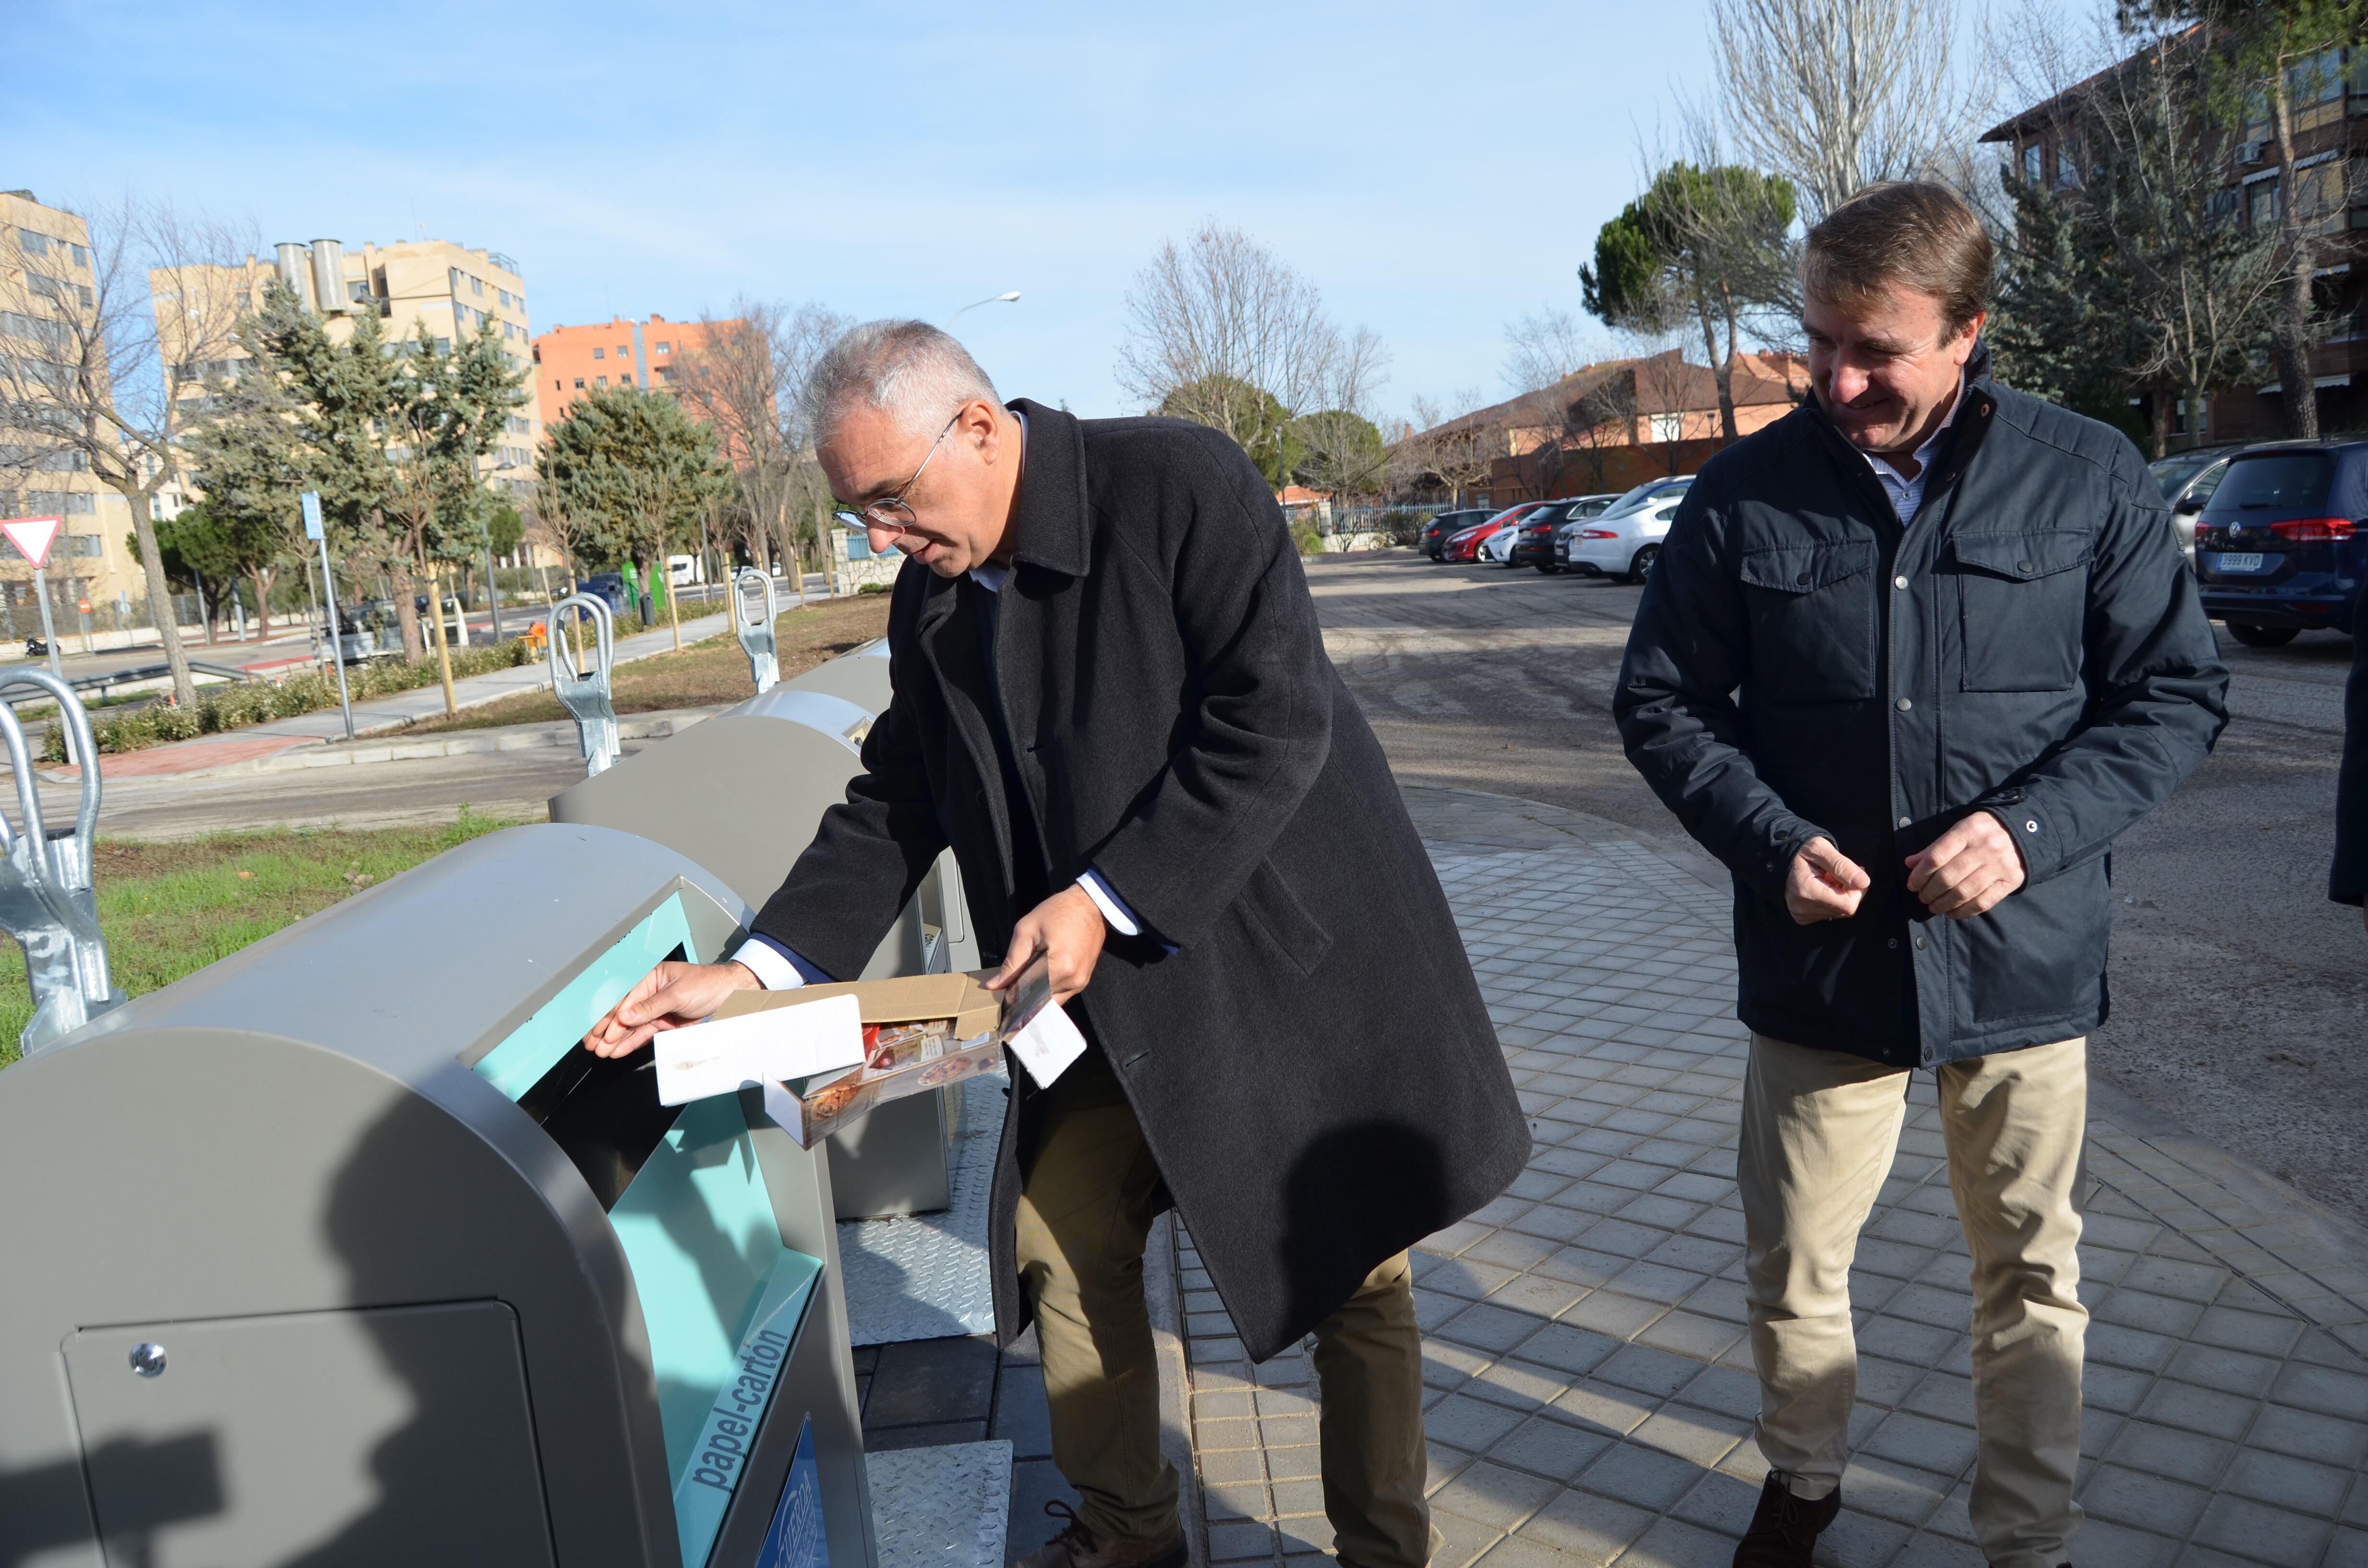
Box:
[1311,551,2368,1227]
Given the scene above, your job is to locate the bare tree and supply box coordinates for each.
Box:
[1707,0,1987,218]
[1501,308,1604,398]
[0,198,255,707]
[676,299,851,595]
[1628,341,1703,476]
[1398,392,1506,507]
[1117,222,1360,483]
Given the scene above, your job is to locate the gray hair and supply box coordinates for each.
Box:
[804,319,1001,447]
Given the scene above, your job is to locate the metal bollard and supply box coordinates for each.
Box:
[0,669,125,1057]
[734,567,778,694]
[547,592,619,777]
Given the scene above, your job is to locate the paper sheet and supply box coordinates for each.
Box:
[655,993,864,1106]
[997,957,1087,1086]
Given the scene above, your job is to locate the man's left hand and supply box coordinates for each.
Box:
[988,883,1108,1005]
[1905,812,2027,919]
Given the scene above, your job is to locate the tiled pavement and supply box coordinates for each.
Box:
[1170,787,2368,1568]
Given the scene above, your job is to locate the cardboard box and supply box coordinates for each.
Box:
[712,972,1009,1147]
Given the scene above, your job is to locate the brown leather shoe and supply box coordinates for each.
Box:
[1732,1472,1841,1568]
[1011,1502,1187,1568]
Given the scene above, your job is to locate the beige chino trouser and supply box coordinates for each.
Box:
[1740,1032,2088,1568]
[1013,1051,1431,1568]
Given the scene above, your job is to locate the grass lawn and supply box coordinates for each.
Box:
[0,810,523,1069]
[397,592,893,735]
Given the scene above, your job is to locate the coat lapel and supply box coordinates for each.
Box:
[912,571,1015,897]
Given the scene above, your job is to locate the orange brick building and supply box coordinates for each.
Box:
[530,313,733,429]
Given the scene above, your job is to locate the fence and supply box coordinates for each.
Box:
[0,576,202,647]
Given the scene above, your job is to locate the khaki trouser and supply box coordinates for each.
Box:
[1013,1052,1431,1568]
[1740,1033,2087,1568]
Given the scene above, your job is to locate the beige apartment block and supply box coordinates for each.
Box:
[0,189,154,625]
[153,237,552,561]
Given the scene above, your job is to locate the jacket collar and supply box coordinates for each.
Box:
[1000,398,1092,579]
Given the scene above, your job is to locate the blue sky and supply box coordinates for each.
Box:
[14,1,1721,422]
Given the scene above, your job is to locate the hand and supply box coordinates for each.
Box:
[582,960,760,1058]
[988,883,1108,1006]
[1786,837,1870,924]
[1905,812,2027,919]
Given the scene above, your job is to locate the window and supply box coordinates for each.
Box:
[655,341,671,354]
[503,321,515,340]
[470,275,484,296]
[68,243,87,268]
[2250,176,2280,228]
[592,346,604,359]
[2055,135,2081,187]
[36,449,86,472]
[26,274,63,302]
[347,280,370,303]
[498,289,511,308]
[58,533,102,556]
[655,364,676,383]
[0,310,67,347]
[449,267,463,291]
[617,344,631,357]
[2022,143,2042,183]
[573,378,585,390]
[555,379,564,390]
[1648,413,1683,442]
[595,375,607,387]
[618,372,635,386]
[77,284,91,308]
[434,337,451,355]
[23,491,94,515]
[18,232,49,258]
[506,416,531,433]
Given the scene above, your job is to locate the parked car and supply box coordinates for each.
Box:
[2149,443,2248,564]
[2192,441,2368,646]
[1478,516,1525,564]
[1554,477,1696,582]
[1419,508,1496,560]
[575,572,631,612]
[1512,494,1622,571]
[1443,502,1549,563]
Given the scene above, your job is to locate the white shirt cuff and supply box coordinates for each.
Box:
[1075,870,1141,937]
[730,938,808,991]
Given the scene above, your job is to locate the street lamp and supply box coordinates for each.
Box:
[948,291,1021,326]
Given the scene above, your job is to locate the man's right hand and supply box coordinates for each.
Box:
[582,960,761,1058]
[1786,837,1870,924]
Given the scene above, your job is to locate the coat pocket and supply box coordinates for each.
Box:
[1953,529,2092,693]
[1737,540,1879,703]
[1236,858,1334,978]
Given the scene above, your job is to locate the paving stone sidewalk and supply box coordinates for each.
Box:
[1174,786,2368,1568]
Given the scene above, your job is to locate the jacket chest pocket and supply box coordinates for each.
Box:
[1737,540,1878,703]
[1952,530,2091,692]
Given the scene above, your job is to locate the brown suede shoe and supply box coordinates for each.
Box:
[1732,1473,1841,1568]
[1011,1502,1187,1568]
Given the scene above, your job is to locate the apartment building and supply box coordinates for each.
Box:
[154,236,545,512]
[1983,37,2368,442]
[0,189,156,618]
[530,313,734,429]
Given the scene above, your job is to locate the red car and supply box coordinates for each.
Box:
[1442,503,1549,563]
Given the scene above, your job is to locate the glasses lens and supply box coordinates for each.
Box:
[831,508,866,530]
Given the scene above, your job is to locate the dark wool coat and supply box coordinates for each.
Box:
[752,401,1529,1361]
[1615,353,2230,1068]
[2335,586,2368,907]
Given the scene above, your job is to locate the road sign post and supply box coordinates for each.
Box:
[302,493,355,741]
[1,516,77,767]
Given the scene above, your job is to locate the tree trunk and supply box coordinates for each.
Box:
[2269,68,2320,439]
[1699,289,1738,444]
[390,558,423,661]
[426,559,457,715]
[252,567,274,638]
[2149,388,2173,460]
[125,486,196,708]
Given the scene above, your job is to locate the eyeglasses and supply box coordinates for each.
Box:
[831,407,965,537]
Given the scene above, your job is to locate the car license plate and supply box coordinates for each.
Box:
[2216,551,2265,572]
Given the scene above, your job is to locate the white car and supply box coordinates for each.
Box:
[1555,476,1694,583]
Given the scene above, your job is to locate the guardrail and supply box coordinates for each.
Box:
[0,659,259,707]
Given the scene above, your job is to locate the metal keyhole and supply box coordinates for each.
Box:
[129,1342,166,1377]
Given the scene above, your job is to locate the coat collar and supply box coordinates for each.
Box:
[1001,398,1092,579]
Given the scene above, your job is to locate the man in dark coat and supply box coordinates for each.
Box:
[585,321,1528,1568]
[1614,184,2228,1568]
[2336,585,2368,925]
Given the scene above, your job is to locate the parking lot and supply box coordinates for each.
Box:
[1310,551,2368,1228]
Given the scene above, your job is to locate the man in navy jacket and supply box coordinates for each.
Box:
[1616,184,2227,1568]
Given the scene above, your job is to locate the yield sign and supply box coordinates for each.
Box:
[1,515,62,569]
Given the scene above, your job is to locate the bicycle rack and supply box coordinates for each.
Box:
[547,592,619,777]
[733,567,779,694]
[0,670,125,1058]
